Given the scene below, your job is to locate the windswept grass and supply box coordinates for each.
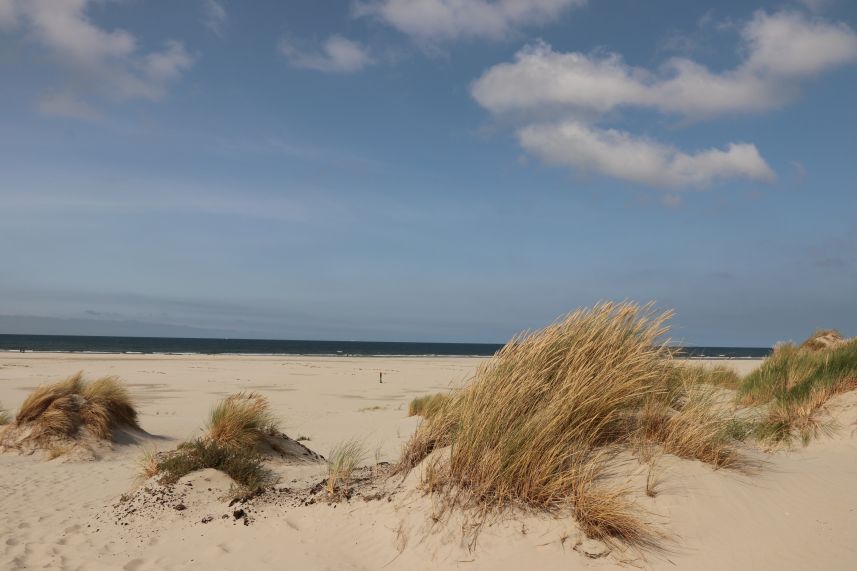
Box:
[0,403,9,426]
[7,373,138,445]
[739,337,857,445]
[407,393,451,418]
[206,392,279,450]
[398,302,748,547]
[327,439,366,497]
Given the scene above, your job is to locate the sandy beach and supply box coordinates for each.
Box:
[1,352,856,570]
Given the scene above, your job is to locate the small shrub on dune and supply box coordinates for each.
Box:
[206,392,279,450]
[3,373,139,451]
[407,393,451,418]
[739,336,857,445]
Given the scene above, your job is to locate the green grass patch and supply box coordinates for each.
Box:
[738,338,857,445]
[156,438,278,493]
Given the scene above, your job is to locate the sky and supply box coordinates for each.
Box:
[0,0,856,346]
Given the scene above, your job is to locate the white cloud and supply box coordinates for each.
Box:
[279,35,374,73]
[203,0,227,37]
[469,10,857,190]
[355,0,586,42]
[472,11,857,119]
[743,10,857,77]
[1,0,193,116]
[519,121,775,189]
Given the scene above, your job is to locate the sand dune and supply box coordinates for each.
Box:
[1,353,856,570]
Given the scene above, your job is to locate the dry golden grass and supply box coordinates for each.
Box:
[206,392,279,450]
[8,373,139,446]
[137,446,161,481]
[326,439,366,497]
[407,393,451,418]
[398,302,748,548]
[800,329,844,351]
[0,403,10,426]
[16,373,84,425]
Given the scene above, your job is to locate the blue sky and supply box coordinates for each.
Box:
[1,0,856,345]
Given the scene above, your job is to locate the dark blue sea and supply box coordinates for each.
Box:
[0,334,772,359]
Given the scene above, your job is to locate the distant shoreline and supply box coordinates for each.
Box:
[0,333,772,359]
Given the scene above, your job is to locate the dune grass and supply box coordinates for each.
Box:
[206,392,279,450]
[397,302,749,547]
[326,439,366,497]
[155,438,277,493]
[0,403,9,426]
[800,329,844,351]
[738,337,857,445]
[407,393,451,418]
[138,392,284,493]
[10,372,138,443]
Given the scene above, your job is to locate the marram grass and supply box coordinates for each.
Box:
[326,439,366,497]
[206,392,280,450]
[11,372,139,442]
[398,302,750,548]
[739,336,857,445]
[407,393,451,418]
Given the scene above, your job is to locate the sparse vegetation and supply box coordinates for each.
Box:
[327,439,366,497]
[738,336,857,445]
[206,392,279,450]
[0,373,139,455]
[800,329,844,351]
[136,445,161,481]
[0,403,9,426]
[407,393,451,418]
[156,438,277,494]
[397,302,750,548]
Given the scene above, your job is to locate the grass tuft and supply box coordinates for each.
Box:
[206,392,279,450]
[738,336,857,445]
[327,439,366,497]
[407,393,452,418]
[399,302,745,547]
[6,373,139,448]
[156,438,277,493]
[136,445,161,482]
[0,403,10,426]
[800,329,844,351]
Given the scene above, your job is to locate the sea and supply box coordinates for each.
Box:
[0,334,772,359]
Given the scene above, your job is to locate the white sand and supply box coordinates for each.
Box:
[1,353,856,570]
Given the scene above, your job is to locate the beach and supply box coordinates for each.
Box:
[2,352,856,570]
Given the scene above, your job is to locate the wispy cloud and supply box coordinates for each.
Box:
[355,0,586,43]
[203,0,228,37]
[279,35,374,73]
[1,0,194,118]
